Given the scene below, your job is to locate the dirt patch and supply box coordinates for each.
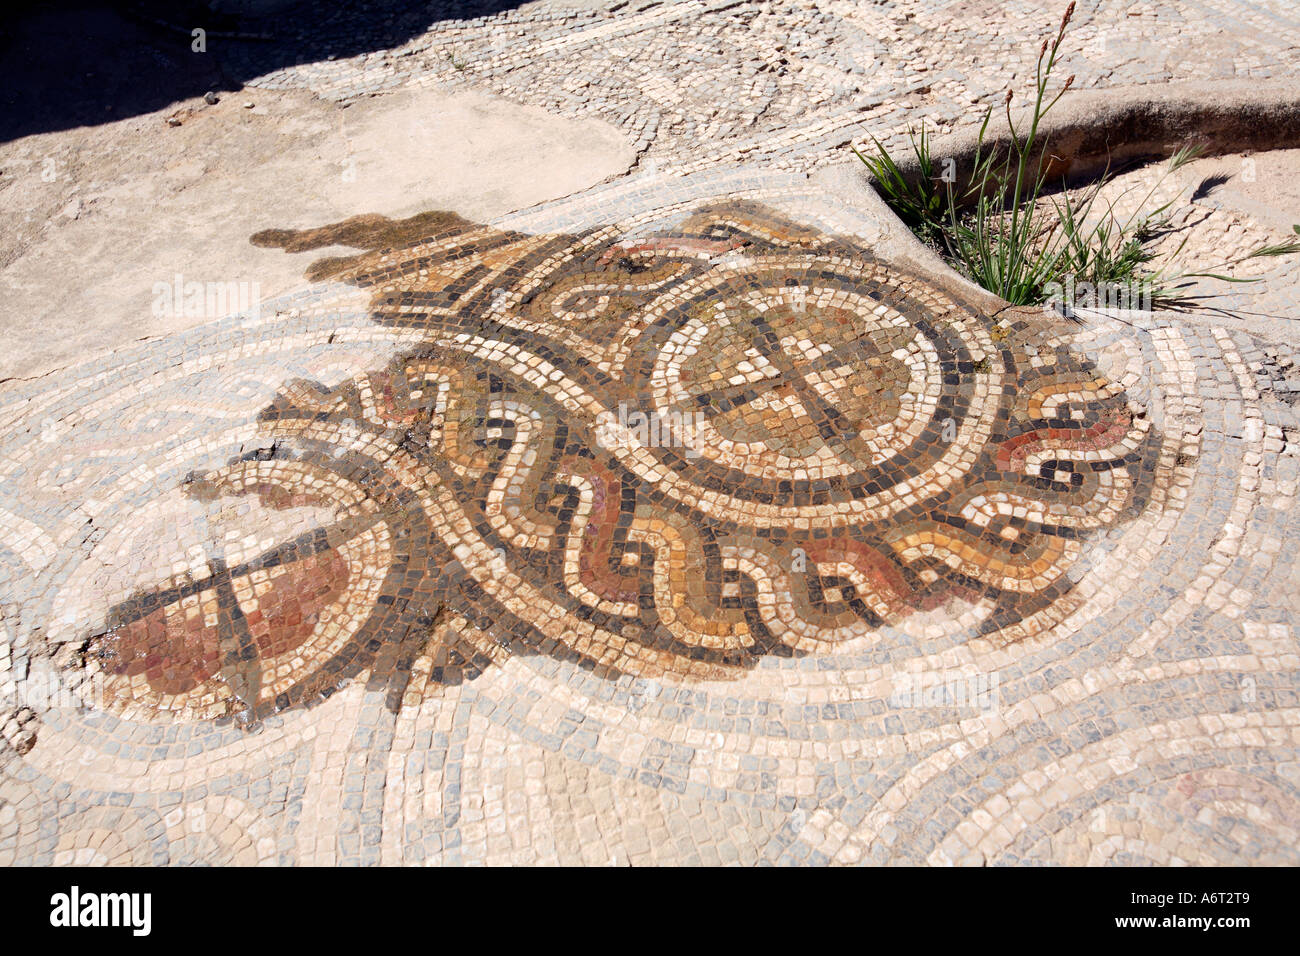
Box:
[0,82,635,382]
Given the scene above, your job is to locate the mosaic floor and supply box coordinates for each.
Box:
[90,201,1164,709]
[238,0,1300,174]
[2,174,1298,865]
[2,1,1299,866]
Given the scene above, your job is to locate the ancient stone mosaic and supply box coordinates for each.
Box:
[1,185,1296,866]
[59,203,1155,722]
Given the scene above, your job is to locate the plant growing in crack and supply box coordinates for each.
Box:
[855,2,1300,312]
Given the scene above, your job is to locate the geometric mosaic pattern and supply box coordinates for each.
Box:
[90,202,1158,718]
[1,182,1298,865]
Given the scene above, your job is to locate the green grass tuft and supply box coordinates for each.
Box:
[855,5,1297,313]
